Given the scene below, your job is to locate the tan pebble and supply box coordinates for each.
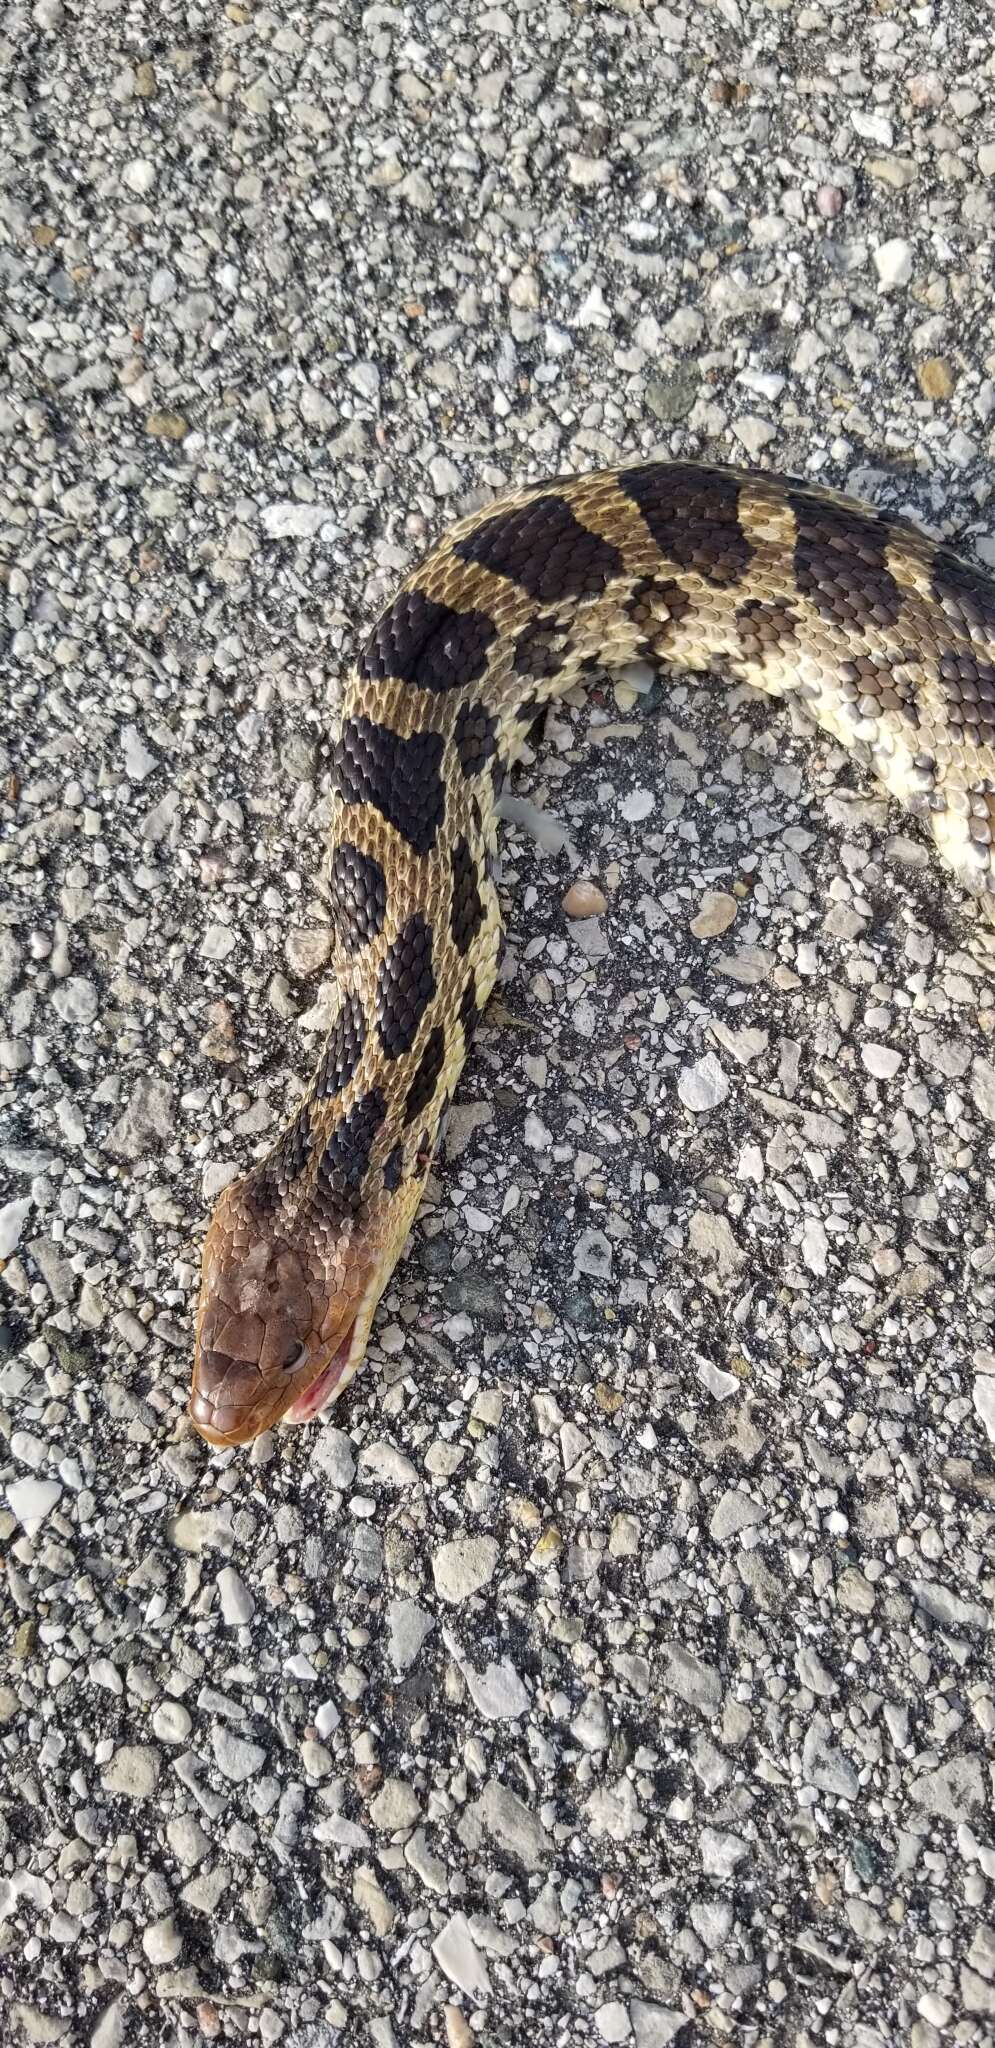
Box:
[563,879,608,918]
[864,155,917,191]
[917,356,955,400]
[813,1870,838,1906]
[198,1000,237,1064]
[444,2008,474,2048]
[508,1494,542,1530]
[612,679,640,712]
[594,1382,624,1415]
[285,926,333,976]
[530,1526,563,1565]
[145,410,189,440]
[690,890,738,939]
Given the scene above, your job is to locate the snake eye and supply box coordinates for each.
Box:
[283,1341,307,1372]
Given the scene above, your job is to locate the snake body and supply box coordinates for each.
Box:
[189,461,995,1447]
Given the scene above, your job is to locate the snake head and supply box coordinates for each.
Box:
[188,1174,376,1447]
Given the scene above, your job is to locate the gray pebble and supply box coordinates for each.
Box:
[216,1566,255,1625]
[387,1598,434,1673]
[211,1727,266,1784]
[432,1535,499,1603]
[50,977,98,1026]
[801,1716,859,1802]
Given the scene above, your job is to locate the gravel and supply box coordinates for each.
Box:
[3,5,995,2046]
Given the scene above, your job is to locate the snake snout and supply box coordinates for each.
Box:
[190,1311,360,1445]
[189,1319,304,1444]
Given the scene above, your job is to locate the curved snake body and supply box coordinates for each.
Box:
[189,461,995,1446]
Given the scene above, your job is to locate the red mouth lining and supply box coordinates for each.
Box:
[283,1322,355,1425]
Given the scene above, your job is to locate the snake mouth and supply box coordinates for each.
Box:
[282,1319,357,1426]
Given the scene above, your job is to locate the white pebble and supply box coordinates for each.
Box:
[732,414,776,456]
[211,1726,265,1782]
[429,455,462,495]
[51,976,98,1026]
[619,787,655,822]
[567,154,611,188]
[217,1565,255,1625]
[123,159,156,195]
[432,1535,499,1604]
[698,1360,740,1402]
[432,1912,491,1999]
[973,1374,995,1445]
[6,1476,62,1531]
[260,502,335,539]
[121,722,158,781]
[678,1053,729,1113]
[574,1228,612,1279]
[152,1701,192,1744]
[524,1112,552,1150]
[861,1042,902,1079]
[359,1441,419,1486]
[873,238,913,289]
[595,2004,632,2044]
[142,1914,181,1965]
[0,1198,33,1258]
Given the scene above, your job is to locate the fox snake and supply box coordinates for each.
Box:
[189,460,995,1446]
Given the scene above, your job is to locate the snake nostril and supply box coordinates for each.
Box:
[283,1341,307,1372]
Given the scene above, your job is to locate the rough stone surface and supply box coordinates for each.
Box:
[2,12,994,2045]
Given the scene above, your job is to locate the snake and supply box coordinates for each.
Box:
[188,460,995,1447]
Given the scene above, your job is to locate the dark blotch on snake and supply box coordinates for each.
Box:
[404,1024,446,1128]
[735,597,802,661]
[512,619,569,681]
[377,914,436,1058]
[451,836,485,956]
[931,546,995,643]
[246,1161,282,1221]
[276,1103,312,1184]
[788,491,903,633]
[459,971,480,1045]
[361,587,498,693]
[329,841,388,954]
[937,644,995,740]
[314,992,367,1100]
[624,575,694,644]
[454,699,499,778]
[513,689,546,729]
[619,463,753,588]
[455,493,625,603]
[334,718,446,857]
[313,1089,386,1222]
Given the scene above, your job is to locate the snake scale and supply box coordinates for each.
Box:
[188,460,995,1447]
